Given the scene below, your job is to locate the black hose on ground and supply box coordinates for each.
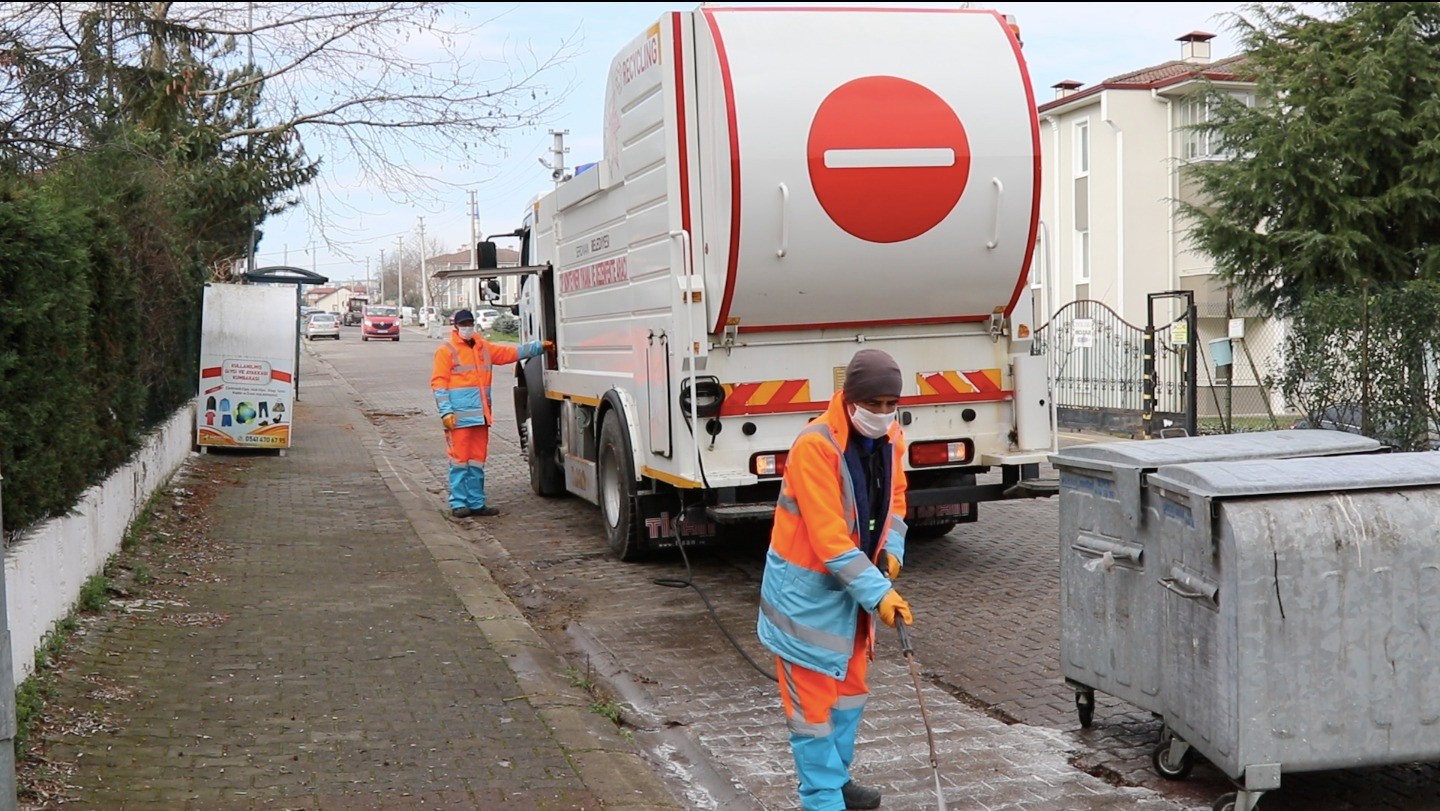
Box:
[651,506,777,684]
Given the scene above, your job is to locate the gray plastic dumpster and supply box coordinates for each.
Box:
[1147,452,1440,811]
[1051,431,1381,731]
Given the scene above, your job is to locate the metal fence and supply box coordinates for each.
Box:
[1036,298,1289,437]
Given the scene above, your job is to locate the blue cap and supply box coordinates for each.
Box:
[452,309,474,325]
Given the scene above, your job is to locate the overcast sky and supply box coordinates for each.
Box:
[257,1,1249,286]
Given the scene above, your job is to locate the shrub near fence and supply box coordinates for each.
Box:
[1279,281,1440,452]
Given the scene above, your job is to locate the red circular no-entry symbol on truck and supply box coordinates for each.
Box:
[807,76,971,244]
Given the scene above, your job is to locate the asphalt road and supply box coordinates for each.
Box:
[301,325,1440,811]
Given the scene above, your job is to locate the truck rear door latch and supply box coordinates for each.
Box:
[988,308,1007,342]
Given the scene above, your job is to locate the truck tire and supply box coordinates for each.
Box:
[522,358,565,497]
[598,413,641,561]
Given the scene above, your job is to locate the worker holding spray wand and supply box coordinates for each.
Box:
[757,349,913,811]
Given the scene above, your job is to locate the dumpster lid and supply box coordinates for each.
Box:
[1049,430,1380,470]
[1148,451,1440,500]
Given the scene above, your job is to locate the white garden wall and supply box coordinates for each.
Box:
[5,405,195,687]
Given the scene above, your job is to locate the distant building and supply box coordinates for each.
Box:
[309,284,370,314]
[426,245,520,310]
[1037,32,1285,424]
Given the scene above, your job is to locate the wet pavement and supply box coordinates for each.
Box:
[24,323,1440,811]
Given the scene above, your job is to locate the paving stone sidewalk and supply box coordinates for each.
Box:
[22,352,678,810]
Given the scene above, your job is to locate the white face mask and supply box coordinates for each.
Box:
[456,326,476,340]
[849,404,896,439]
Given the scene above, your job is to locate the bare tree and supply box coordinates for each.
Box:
[0,2,578,213]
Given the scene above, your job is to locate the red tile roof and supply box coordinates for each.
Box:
[1040,54,1251,113]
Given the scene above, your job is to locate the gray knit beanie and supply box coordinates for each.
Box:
[842,349,902,402]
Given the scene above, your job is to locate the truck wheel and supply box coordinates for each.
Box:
[599,414,641,561]
[523,358,565,496]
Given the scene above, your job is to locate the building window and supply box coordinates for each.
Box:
[1075,228,1090,284]
[1073,120,1089,176]
[1179,91,1253,160]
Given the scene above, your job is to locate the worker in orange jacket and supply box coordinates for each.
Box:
[756,348,912,811]
[431,309,551,518]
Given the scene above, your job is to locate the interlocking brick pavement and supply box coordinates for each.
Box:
[24,343,677,810]
[309,329,1193,811]
[272,328,1440,811]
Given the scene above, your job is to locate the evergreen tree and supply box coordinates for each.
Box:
[1183,2,1440,316]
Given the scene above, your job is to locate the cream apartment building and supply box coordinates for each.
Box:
[1037,32,1284,427]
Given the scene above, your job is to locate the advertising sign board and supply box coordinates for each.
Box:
[196,283,296,450]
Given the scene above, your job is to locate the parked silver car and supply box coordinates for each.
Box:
[303,312,341,341]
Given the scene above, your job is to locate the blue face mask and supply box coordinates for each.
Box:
[456,325,476,340]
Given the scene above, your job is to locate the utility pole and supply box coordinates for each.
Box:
[395,236,405,311]
[0,465,17,811]
[468,189,479,309]
[378,248,386,304]
[418,216,429,325]
[244,1,256,277]
[539,129,570,189]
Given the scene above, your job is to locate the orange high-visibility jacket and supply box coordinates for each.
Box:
[430,332,542,429]
[756,392,908,679]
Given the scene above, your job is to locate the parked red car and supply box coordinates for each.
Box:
[361,305,401,342]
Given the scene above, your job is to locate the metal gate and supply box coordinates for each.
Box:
[1035,299,1191,436]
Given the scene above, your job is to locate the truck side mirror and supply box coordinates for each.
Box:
[477,241,498,270]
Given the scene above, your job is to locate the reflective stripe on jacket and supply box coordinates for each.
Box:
[756,392,908,679]
[430,331,541,429]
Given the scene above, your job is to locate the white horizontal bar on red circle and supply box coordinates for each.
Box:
[822,148,956,169]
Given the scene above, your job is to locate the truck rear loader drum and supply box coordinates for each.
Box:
[599,413,641,561]
[522,358,565,496]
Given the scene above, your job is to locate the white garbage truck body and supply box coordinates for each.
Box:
[502,5,1054,559]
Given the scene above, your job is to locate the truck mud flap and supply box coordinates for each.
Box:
[633,491,720,551]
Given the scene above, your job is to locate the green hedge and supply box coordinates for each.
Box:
[0,158,204,533]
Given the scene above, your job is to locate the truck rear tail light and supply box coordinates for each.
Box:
[751,452,788,477]
[909,440,974,467]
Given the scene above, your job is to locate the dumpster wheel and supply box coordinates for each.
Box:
[1212,790,1264,811]
[1151,740,1195,780]
[1074,688,1094,728]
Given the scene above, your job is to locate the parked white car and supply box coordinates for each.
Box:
[477,308,500,331]
[303,312,340,341]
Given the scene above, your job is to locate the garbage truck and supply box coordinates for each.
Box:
[342,295,369,327]
[489,4,1054,560]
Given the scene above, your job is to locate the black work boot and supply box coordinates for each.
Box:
[450,507,472,518]
[842,780,882,810]
[474,506,501,517]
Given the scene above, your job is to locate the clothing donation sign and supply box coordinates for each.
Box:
[196,283,297,450]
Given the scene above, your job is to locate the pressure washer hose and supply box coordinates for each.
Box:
[652,520,778,683]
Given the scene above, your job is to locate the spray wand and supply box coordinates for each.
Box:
[896,616,947,811]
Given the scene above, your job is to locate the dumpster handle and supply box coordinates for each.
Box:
[1072,534,1143,567]
[1159,576,1219,607]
